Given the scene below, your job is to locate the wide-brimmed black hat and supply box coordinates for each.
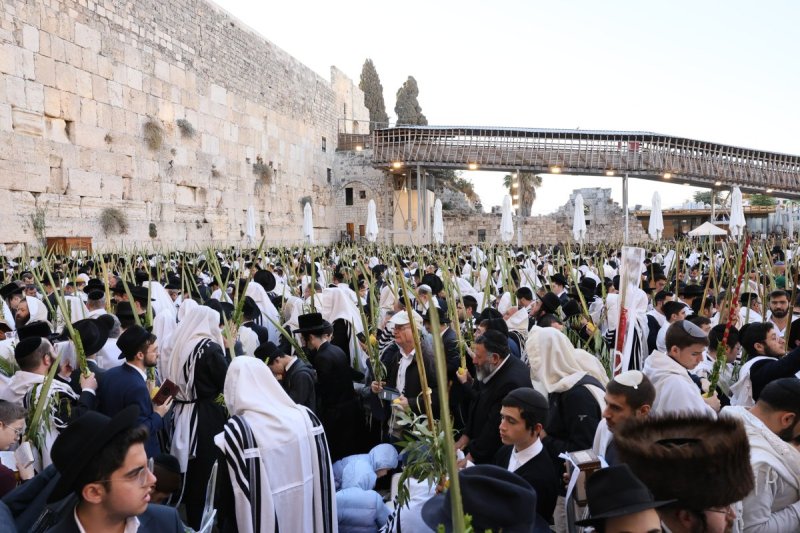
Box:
[114,301,136,319]
[540,292,561,314]
[680,284,705,298]
[242,296,260,320]
[48,406,140,502]
[129,286,155,303]
[0,282,23,300]
[575,464,674,526]
[550,273,568,286]
[422,464,549,533]
[421,273,444,295]
[562,299,582,319]
[424,306,450,325]
[253,269,276,292]
[116,325,152,360]
[62,318,110,356]
[82,278,105,295]
[17,320,54,341]
[294,312,332,334]
[254,341,283,363]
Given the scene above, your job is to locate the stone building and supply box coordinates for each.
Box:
[0,0,370,254]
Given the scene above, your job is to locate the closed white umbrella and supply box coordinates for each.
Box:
[245,206,256,244]
[648,191,664,240]
[572,193,587,242]
[789,206,795,241]
[366,199,379,242]
[302,202,314,244]
[500,195,514,243]
[433,198,444,244]
[729,186,746,238]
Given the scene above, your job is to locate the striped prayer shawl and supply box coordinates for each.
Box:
[171,338,210,471]
[304,407,336,533]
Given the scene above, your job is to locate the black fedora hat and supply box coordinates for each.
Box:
[48,405,140,502]
[254,341,283,363]
[550,273,569,286]
[82,278,105,295]
[294,312,332,334]
[540,292,561,314]
[62,318,110,356]
[253,269,276,292]
[129,286,155,303]
[17,320,54,341]
[0,282,23,300]
[114,301,136,319]
[680,284,705,298]
[422,464,549,533]
[575,464,674,526]
[116,325,152,360]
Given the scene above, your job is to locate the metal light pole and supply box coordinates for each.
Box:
[623,173,629,244]
[516,171,522,247]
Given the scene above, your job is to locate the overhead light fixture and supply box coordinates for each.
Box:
[355,145,363,151]
[550,165,562,174]
[605,169,615,177]
[714,180,722,186]
[766,188,774,193]
[392,161,403,169]
[663,172,672,179]
[468,163,478,170]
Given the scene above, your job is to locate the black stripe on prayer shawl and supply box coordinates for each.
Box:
[223,420,250,498]
[305,408,336,533]
[183,338,210,458]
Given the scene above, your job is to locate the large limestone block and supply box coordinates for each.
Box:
[71,123,106,149]
[74,23,101,52]
[67,169,102,198]
[101,174,123,199]
[0,103,11,132]
[11,107,44,137]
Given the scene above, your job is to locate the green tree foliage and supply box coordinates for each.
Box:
[502,172,542,217]
[748,193,777,207]
[359,59,388,131]
[693,191,713,204]
[395,76,427,126]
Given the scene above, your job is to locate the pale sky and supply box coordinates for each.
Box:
[214,0,800,214]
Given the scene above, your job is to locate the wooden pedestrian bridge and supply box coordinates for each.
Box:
[338,125,800,198]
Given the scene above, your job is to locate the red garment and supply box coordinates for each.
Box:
[0,463,17,498]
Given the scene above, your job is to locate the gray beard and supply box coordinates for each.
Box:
[476,361,497,381]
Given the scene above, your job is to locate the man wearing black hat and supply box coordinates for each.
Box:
[421,464,550,532]
[0,337,97,466]
[494,388,559,523]
[723,378,800,531]
[46,406,184,532]
[0,281,23,332]
[64,318,110,394]
[551,273,570,306]
[296,312,362,460]
[97,326,173,458]
[258,341,317,411]
[575,464,672,532]
[455,330,532,465]
[241,295,270,346]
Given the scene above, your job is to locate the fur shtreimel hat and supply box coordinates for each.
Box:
[614,414,754,511]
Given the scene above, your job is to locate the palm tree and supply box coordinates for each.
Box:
[502,172,542,217]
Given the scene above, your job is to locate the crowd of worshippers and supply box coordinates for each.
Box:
[0,243,797,532]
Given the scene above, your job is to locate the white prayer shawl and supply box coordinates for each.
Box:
[643,350,716,417]
[455,277,477,297]
[238,325,259,357]
[85,308,107,319]
[24,296,49,325]
[215,356,337,533]
[591,419,613,459]
[0,370,78,468]
[56,295,89,331]
[96,337,123,370]
[2,302,15,332]
[526,327,607,410]
[143,281,174,318]
[617,288,649,373]
[723,406,800,532]
[210,288,233,304]
[497,292,513,315]
[320,288,364,336]
[167,306,225,472]
[245,282,281,347]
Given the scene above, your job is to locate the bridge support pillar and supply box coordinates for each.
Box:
[417,165,423,244]
[711,190,716,222]
[623,173,629,244]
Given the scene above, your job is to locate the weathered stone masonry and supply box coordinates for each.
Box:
[0,0,368,253]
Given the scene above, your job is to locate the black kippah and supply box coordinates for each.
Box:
[15,336,43,362]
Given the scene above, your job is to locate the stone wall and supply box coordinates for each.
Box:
[0,0,366,253]
[443,187,650,245]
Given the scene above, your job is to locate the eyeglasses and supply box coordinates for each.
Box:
[96,457,154,488]
[3,424,24,440]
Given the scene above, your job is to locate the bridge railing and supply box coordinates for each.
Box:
[370,126,800,196]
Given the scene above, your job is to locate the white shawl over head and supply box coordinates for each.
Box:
[216,356,337,533]
[526,327,608,409]
[167,306,224,471]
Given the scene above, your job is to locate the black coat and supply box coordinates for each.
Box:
[241,320,270,345]
[282,358,317,412]
[382,341,439,418]
[308,341,362,460]
[463,355,532,464]
[542,376,603,474]
[68,359,105,397]
[494,445,559,523]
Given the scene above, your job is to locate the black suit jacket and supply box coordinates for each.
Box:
[494,444,559,523]
[242,321,270,345]
[463,355,532,464]
[382,341,439,418]
[47,503,184,532]
[68,359,105,396]
[283,359,317,412]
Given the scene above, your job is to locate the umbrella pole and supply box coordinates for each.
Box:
[623,173,629,244]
